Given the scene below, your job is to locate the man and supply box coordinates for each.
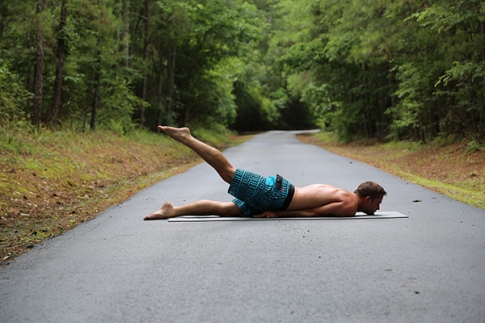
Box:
[144,126,387,220]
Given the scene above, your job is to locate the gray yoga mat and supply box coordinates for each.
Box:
[167,211,408,222]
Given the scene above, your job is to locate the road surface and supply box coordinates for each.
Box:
[1,130,484,322]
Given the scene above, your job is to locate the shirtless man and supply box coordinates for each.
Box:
[144,126,387,220]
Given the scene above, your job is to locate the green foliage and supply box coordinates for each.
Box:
[262,0,485,141]
[0,62,32,122]
[466,140,485,154]
[191,124,233,147]
[0,0,483,140]
[98,79,147,134]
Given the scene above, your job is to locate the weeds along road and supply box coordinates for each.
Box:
[1,130,485,323]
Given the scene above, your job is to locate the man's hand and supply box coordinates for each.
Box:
[254,211,279,218]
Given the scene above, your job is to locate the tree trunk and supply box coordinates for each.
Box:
[124,0,130,67]
[130,0,140,59]
[0,0,5,40]
[50,0,68,129]
[90,68,101,131]
[90,40,102,131]
[156,51,164,131]
[117,0,121,47]
[140,0,150,126]
[481,21,485,135]
[419,112,426,144]
[166,45,176,123]
[32,0,47,127]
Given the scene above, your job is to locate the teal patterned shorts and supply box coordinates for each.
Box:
[228,169,295,216]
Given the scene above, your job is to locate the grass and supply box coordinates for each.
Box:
[0,122,251,262]
[298,131,485,210]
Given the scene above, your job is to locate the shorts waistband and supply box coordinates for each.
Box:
[281,184,295,210]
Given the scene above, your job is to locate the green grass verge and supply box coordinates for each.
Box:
[0,122,250,262]
[302,131,485,211]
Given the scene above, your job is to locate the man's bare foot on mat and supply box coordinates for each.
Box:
[144,202,176,220]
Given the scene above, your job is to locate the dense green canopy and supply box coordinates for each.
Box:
[0,0,483,141]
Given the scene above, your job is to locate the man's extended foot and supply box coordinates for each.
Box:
[144,202,176,220]
[158,126,191,144]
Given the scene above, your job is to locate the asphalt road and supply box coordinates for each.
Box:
[1,130,485,323]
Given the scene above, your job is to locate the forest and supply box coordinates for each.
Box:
[0,0,484,142]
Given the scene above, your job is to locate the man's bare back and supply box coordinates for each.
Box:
[290,185,358,214]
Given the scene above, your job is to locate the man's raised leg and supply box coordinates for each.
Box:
[159,126,235,184]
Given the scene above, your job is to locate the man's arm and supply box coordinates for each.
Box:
[254,209,317,218]
[311,201,356,217]
[254,201,356,218]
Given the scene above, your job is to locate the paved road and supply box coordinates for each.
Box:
[1,131,484,323]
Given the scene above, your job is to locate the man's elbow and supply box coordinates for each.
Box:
[337,208,356,217]
[337,213,355,217]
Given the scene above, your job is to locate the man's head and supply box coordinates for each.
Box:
[354,181,387,215]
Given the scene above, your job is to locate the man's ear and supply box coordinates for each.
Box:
[364,196,372,203]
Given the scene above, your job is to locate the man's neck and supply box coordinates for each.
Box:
[354,193,363,212]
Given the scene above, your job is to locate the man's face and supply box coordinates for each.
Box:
[362,195,384,215]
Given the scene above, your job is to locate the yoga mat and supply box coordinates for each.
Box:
[168,211,408,222]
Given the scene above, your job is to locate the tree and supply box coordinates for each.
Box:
[139,0,150,126]
[32,0,48,127]
[50,0,68,129]
[0,0,482,142]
